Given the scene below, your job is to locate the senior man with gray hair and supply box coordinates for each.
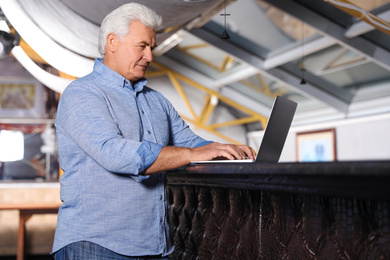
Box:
[52,3,256,259]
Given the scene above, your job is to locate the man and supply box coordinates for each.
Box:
[52,3,256,259]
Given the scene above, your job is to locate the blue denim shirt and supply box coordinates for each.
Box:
[52,58,211,256]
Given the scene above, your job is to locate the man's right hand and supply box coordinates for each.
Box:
[144,142,256,175]
[189,142,256,162]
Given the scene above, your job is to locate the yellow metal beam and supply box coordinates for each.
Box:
[143,70,168,78]
[324,0,390,36]
[147,62,268,144]
[181,115,241,144]
[220,56,235,71]
[174,41,283,101]
[17,39,47,64]
[179,43,208,51]
[57,70,77,80]
[176,47,224,72]
[166,71,199,122]
[209,116,264,129]
[174,73,255,116]
[177,44,234,72]
[257,74,271,95]
[176,45,234,72]
[9,28,46,64]
[240,74,286,98]
[198,95,216,127]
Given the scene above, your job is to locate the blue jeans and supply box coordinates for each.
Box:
[54,241,169,260]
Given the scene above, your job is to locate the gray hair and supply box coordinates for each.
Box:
[98,3,163,56]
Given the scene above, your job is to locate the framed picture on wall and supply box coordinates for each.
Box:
[0,78,45,118]
[296,128,337,162]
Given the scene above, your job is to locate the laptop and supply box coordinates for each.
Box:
[190,96,297,164]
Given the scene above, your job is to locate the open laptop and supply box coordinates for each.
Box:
[190,96,297,164]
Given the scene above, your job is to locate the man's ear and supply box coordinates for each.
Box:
[106,33,118,53]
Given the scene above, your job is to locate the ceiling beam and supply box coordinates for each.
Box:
[213,64,259,89]
[262,0,390,72]
[345,9,390,38]
[190,27,351,113]
[264,8,390,70]
[263,36,336,70]
[324,0,390,36]
[154,55,273,116]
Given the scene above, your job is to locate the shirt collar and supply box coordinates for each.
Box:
[94,58,147,93]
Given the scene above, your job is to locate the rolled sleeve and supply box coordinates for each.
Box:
[195,140,214,148]
[135,140,163,173]
[128,140,163,182]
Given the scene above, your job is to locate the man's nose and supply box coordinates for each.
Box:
[144,48,153,62]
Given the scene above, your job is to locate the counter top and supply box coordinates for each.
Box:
[168,160,390,200]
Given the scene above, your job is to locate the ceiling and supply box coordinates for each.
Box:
[1,0,390,128]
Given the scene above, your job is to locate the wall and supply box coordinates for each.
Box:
[248,113,390,162]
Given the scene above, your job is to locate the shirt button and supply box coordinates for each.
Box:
[160,218,163,223]
[148,130,151,134]
[160,195,163,200]
[141,111,144,114]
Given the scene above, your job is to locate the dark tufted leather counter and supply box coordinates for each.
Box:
[166,161,390,260]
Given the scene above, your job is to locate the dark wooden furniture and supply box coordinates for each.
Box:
[167,161,390,259]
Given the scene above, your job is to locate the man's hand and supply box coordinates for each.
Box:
[144,142,256,174]
[189,142,256,161]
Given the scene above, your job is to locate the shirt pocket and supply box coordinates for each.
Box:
[147,107,170,145]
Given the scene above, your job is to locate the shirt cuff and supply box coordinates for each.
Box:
[195,140,213,148]
[135,140,164,173]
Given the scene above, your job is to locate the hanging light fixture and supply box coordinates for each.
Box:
[299,0,306,85]
[300,77,307,85]
[221,29,230,40]
[220,0,230,39]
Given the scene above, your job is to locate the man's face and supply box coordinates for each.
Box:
[104,20,156,83]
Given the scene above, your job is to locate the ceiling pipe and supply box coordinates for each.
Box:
[324,0,390,36]
[1,0,94,78]
[0,19,72,93]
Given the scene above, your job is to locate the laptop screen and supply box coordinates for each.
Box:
[255,96,297,163]
[190,96,297,164]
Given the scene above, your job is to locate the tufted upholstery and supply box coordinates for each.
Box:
[168,186,261,260]
[166,162,390,259]
[167,185,390,260]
